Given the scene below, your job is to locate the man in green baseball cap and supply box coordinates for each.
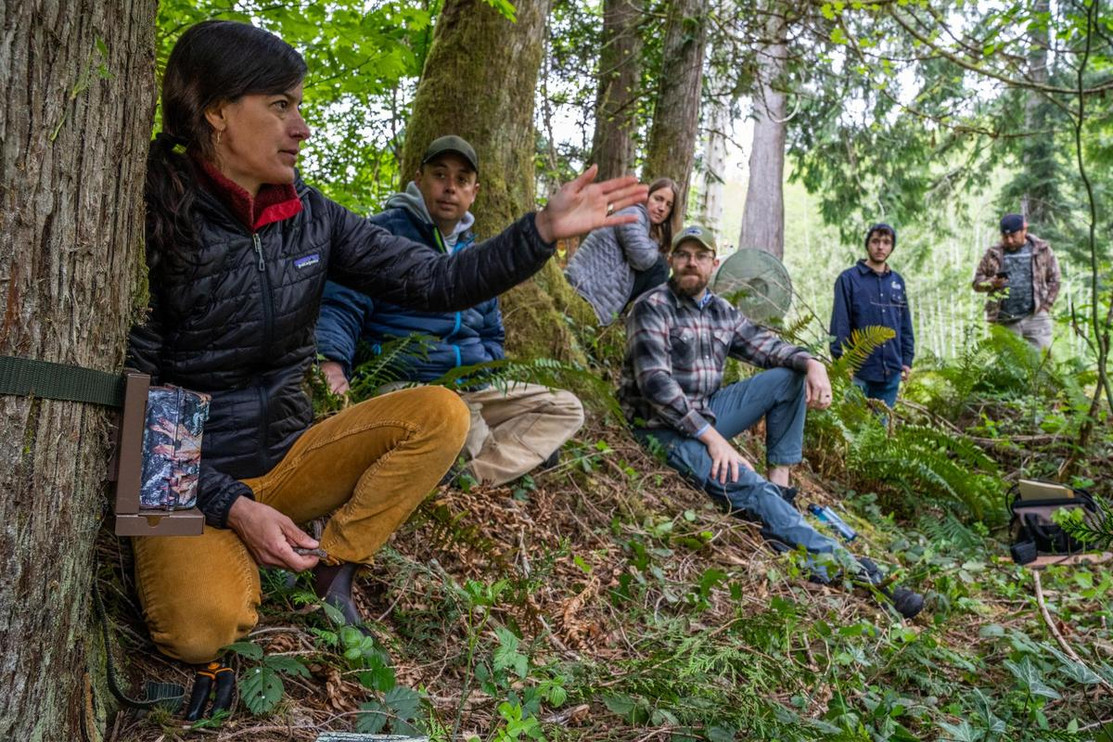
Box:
[317,135,584,487]
[619,223,923,618]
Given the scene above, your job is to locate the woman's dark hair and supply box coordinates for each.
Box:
[647,177,682,255]
[146,21,307,277]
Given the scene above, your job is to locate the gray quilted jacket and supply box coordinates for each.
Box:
[564,204,660,325]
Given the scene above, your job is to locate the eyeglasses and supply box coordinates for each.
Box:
[672,250,715,264]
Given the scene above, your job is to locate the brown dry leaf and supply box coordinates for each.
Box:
[560,573,602,647]
[324,666,359,714]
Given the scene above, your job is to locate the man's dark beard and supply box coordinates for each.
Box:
[668,274,708,298]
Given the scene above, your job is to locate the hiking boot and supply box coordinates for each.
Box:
[539,450,561,471]
[889,586,925,619]
[313,562,363,626]
[855,557,924,619]
[773,484,798,507]
[856,557,885,585]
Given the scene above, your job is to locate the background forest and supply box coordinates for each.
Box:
[141,0,1113,739]
[2,0,1113,740]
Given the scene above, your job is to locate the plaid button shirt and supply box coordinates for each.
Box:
[620,283,813,436]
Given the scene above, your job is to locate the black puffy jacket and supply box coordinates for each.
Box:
[127,177,553,527]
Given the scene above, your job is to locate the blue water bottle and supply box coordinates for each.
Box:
[807,504,857,542]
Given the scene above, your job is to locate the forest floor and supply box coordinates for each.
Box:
[99,410,1113,741]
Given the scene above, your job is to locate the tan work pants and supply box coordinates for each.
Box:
[1000,310,1053,350]
[132,386,469,663]
[460,382,584,485]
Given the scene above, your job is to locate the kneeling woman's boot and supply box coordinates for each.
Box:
[313,562,362,625]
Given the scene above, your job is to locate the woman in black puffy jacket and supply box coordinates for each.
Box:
[130,20,645,665]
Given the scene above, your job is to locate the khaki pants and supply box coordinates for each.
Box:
[999,310,1053,350]
[460,382,584,485]
[132,386,469,663]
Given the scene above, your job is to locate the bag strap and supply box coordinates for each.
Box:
[0,355,124,408]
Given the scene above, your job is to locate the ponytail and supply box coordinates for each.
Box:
[145,132,200,280]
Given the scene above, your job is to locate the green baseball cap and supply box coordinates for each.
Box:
[671,225,717,254]
[421,135,479,173]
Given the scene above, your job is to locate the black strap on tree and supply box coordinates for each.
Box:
[0,355,125,407]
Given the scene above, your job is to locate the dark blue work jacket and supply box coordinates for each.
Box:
[829,260,914,383]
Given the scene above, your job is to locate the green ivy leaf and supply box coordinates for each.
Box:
[223,641,263,660]
[239,665,284,716]
[493,627,528,678]
[547,684,567,707]
[263,655,311,678]
[707,725,736,742]
[357,698,389,734]
[938,720,980,742]
[383,685,422,721]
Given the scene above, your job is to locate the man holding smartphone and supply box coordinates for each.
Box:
[972,213,1060,350]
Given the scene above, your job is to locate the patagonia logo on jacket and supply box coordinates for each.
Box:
[293,253,320,269]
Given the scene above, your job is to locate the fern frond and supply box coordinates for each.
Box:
[431,356,622,417]
[917,512,987,551]
[347,334,438,401]
[829,325,896,379]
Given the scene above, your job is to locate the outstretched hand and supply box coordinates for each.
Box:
[534,165,648,243]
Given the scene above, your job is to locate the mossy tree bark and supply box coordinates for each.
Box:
[589,0,644,180]
[0,1,155,739]
[400,0,593,363]
[642,0,706,218]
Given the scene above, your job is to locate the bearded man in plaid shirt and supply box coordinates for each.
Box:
[619,225,923,618]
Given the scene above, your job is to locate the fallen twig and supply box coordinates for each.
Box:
[1032,570,1112,690]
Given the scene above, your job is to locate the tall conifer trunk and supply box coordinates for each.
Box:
[643,0,707,218]
[401,0,593,360]
[0,1,155,738]
[739,10,788,259]
[590,0,644,180]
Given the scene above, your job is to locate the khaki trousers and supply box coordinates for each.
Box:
[460,383,584,485]
[132,386,469,663]
[999,310,1053,350]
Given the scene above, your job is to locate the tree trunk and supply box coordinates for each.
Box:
[401,0,593,362]
[1022,0,1051,226]
[589,0,643,180]
[0,1,155,739]
[642,0,706,218]
[739,11,787,258]
[695,70,730,243]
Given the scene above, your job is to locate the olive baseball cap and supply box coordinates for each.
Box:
[671,225,717,254]
[421,135,479,173]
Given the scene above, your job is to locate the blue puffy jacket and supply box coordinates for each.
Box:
[316,189,504,383]
[829,260,914,383]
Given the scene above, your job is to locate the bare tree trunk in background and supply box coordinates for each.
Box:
[400,0,592,362]
[738,10,787,258]
[1022,0,1051,225]
[695,70,730,244]
[589,0,643,180]
[0,1,155,739]
[643,0,706,218]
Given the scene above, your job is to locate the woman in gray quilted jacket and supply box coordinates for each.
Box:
[564,177,681,325]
